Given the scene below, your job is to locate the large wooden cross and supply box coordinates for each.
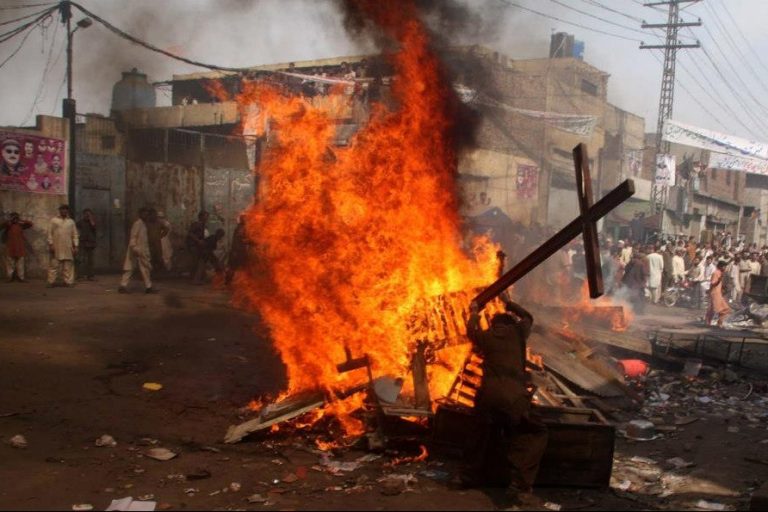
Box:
[473,143,635,307]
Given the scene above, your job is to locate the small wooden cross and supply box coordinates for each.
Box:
[472,143,635,307]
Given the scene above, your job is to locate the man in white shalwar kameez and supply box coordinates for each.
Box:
[646,245,664,304]
[119,208,157,294]
[47,205,79,287]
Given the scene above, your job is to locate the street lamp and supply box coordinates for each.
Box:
[59,0,91,215]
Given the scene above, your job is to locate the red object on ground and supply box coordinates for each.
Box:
[619,359,649,378]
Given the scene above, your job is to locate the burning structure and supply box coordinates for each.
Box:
[211,0,637,488]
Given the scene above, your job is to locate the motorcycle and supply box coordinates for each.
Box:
[662,279,699,308]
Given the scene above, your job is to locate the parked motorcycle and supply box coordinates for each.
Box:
[662,279,699,308]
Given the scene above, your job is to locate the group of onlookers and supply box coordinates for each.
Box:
[599,233,768,326]
[1,206,249,291]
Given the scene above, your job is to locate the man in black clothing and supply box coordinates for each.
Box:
[456,295,548,501]
[76,209,97,280]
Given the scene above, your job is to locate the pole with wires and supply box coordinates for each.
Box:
[640,0,701,234]
[59,0,77,213]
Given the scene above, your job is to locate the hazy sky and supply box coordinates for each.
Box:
[1,0,767,142]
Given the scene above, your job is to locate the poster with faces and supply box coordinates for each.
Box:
[0,131,66,194]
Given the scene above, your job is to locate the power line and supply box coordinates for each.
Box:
[577,0,644,23]
[0,3,54,11]
[22,14,61,125]
[0,5,53,27]
[0,5,55,44]
[702,1,768,107]
[499,0,643,42]
[0,16,39,70]
[716,0,768,80]
[545,0,651,36]
[69,1,259,74]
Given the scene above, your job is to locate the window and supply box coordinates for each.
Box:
[581,78,598,96]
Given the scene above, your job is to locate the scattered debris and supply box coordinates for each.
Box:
[142,383,163,392]
[282,473,298,483]
[695,499,730,511]
[71,505,94,511]
[95,434,117,447]
[8,434,27,449]
[185,469,211,480]
[543,502,562,511]
[145,448,177,461]
[246,494,268,504]
[229,482,241,492]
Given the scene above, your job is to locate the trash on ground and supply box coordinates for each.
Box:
[8,434,27,449]
[95,434,117,447]
[145,448,177,461]
[142,383,163,392]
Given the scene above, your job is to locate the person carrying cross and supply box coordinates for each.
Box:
[453,294,548,503]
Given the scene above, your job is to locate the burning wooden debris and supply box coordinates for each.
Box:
[226,144,637,487]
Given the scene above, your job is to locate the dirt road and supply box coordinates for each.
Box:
[0,279,765,510]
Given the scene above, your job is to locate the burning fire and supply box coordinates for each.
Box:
[228,1,500,433]
[563,282,633,332]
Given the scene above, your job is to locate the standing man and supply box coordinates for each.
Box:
[47,205,78,287]
[701,255,717,308]
[646,245,664,304]
[739,252,752,298]
[1,212,33,282]
[622,252,647,313]
[705,261,731,327]
[456,295,548,503]
[672,249,686,284]
[729,254,743,304]
[76,208,97,281]
[226,214,249,285]
[157,211,173,272]
[119,208,157,294]
[186,211,209,284]
[661,245,674,292]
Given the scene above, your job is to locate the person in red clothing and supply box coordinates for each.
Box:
[1,212,33,282]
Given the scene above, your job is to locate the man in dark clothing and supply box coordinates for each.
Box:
[186,211,209,284]
[622,252,647,314]
[193,227,225,283]
[226,215,249,285]
[76,209,97,280]
[457,295,548,500]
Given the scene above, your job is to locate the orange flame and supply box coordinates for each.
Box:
[230,1,499,434]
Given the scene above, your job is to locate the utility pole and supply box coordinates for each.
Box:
[59,1,91,215]
[640,1,701,230]
[59,0,76,213]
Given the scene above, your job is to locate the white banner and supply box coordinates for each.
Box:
[655,154,676,188]
[455,85,597,137]
[662,119,768,159]
[709,152,768,175]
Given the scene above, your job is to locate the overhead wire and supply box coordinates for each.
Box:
[68,1,257,74]
[577,0,644,23]
[544,0,652,36]
[499,0,644,42]
[0,3,54,11]
[716,0,768,80]
[0,11,47,70]
[22,14,61,125]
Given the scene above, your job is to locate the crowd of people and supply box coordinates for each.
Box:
[1,206,250,292]
[600,232,768,327]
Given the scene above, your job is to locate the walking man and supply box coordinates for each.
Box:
[119,208,157,294]
[1,212,33,282]
[76,208,97,281]
[187,211,209,284]
[47,204,78,287]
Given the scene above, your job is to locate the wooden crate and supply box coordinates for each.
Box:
[431,403,614,488]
